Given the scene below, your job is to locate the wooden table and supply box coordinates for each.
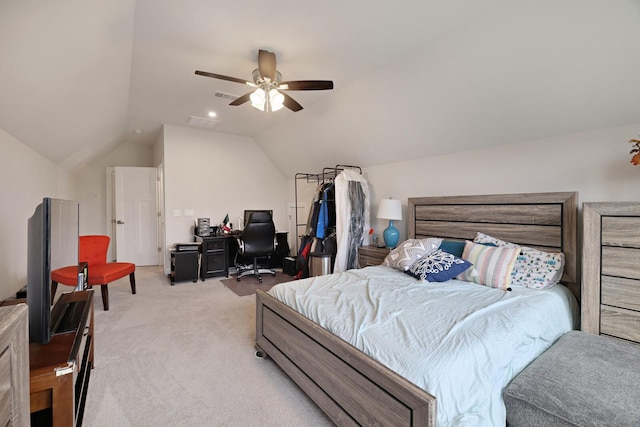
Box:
[3,290,94,426]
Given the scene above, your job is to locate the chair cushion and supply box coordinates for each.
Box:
[87,262,135,285]
[51,266,79,286]
[504,330,640,426]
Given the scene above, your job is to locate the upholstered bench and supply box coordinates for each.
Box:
[504,330,640,426]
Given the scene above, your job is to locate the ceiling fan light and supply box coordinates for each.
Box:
[250,88,266,111]
[270,90,285,111]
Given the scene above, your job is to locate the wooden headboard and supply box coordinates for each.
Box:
[408,192,579,298]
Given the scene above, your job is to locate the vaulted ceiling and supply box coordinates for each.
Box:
[1,0,639,177]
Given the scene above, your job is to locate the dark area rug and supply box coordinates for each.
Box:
[221,272,296,296]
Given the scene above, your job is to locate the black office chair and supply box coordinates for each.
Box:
[236,211,277,283]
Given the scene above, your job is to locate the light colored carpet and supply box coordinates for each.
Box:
[83,266,333,426]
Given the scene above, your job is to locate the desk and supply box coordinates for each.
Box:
[195,232,289,280]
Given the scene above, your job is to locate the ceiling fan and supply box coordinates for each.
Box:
[195,49,333,113]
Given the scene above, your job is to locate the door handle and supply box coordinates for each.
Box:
[116,220,125,224]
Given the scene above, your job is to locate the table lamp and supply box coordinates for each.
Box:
[377,198,402,249]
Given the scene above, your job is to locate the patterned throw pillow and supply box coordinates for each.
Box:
[457,241,520,290]
[404,249,472,282]
[474,232,565,289]
[382,238,442,271]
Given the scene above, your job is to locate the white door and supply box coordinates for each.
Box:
[114,167,158,266]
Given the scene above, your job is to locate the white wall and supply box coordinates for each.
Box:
[0,128,74,299]
[363,123,640,243]
[284,124,640,254]
[74,142,155,236]
[162,125,288,273]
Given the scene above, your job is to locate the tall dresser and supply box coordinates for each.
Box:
[0,304,29,426]
[582,202,640,343]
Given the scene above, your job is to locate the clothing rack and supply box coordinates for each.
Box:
[293,165,362,253]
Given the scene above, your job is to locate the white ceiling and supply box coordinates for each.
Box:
[1,0,639,177]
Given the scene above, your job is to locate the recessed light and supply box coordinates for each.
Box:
[132,129,143,135]
[208,111,217,118]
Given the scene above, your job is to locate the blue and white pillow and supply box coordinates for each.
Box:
[474,232,565,289]
[404,249,472,282]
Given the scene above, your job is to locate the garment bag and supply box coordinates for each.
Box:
[333,169,371,272]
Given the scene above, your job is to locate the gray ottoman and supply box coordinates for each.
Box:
[504,330,640,426]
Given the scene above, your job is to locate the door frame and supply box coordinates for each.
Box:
[106,167,115,262]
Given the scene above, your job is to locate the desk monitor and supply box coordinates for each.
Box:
[244,210,273,226]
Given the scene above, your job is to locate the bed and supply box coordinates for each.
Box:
[255,192,579,426]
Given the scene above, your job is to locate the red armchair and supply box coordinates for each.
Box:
[51,235,136,311]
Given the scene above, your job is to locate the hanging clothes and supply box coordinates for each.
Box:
[334,169,370,272]
[305,183,323,237]
[315,182,334,239]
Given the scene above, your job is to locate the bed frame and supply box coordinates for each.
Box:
[256,192,578,426]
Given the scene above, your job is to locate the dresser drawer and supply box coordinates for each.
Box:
[358,246,389,269]
[359,254,383,268]
[601,305,640,343]
[601,276,640,312]
[602,246,640,281]
[204,253,226,272]
[203,239,225,252]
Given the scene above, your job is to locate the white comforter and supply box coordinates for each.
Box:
[268,265,579,427]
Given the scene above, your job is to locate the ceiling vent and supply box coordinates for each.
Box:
[187,115,219,129]
[214,91,239,101]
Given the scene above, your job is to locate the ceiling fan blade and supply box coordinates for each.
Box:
[195,70,250,85]
[280,80,334,91]
[281,92,303,112]
[229,92,252,106]
[258,49,277,81]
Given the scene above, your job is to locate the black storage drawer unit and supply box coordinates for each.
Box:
[170,250,200,284]
[195,235,229,280]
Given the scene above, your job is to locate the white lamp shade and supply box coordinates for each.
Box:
[250,88,266,110]
[251,88,284,112]
[269,90,285,111]
[377,198,402,220]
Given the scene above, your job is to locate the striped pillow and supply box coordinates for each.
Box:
[457,241,520,290]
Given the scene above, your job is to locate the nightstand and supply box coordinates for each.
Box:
[358,245,390,268]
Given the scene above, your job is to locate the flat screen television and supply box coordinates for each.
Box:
[27,197,79,344]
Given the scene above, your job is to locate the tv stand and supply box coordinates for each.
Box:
[29,289,94,426]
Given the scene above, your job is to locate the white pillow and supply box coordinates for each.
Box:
[382,238,442,271]
[474,232,565,289]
